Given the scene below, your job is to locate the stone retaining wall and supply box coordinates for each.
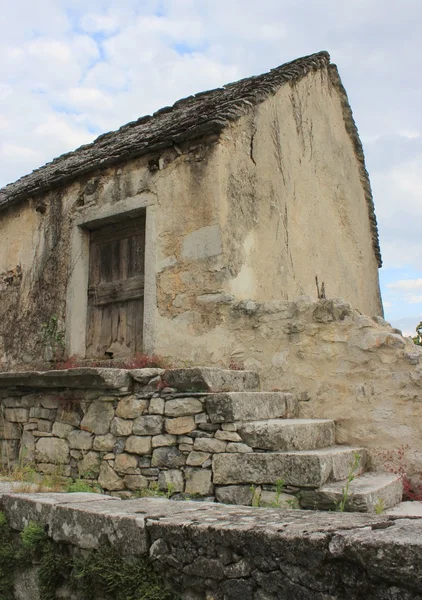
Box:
[1,367,299,500]
[1,486,422,599]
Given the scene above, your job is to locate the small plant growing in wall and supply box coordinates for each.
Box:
[413,321,422,346]
[41,315,65,362]
[335,452,361,512]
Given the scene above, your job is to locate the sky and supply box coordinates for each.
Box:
[0,0,421,335]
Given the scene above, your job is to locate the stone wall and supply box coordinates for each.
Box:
[1,367,300,500]
[1,487,422,599]
[227,296,422,486]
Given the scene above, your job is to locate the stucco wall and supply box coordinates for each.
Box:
[0,66,382,368]
[215,67,382,315]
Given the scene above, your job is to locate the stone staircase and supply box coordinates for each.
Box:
[202,371,403,513]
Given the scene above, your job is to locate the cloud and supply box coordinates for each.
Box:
[0,0,421,336]
[387,279,422,291]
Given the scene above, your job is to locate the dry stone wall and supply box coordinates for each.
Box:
[1,367,301,501]
[1,487,422,599]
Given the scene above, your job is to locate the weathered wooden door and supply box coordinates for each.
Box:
[86,216,145,359]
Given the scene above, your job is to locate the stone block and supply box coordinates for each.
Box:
[98,462,125,490]
[35,438,69,464]
[164,367,260,393]
[215,485,254,506]
[152,447,186,468]
[178,436,193,445]
[37,420,53,433]
[5,408,28,422]
[78,451,101,478]
[149,397,165,415]
[125,436,152,455]
[195,412,208,424]
[2,420,21,439]
[185,468,213,496]
[130,368,164,384]
[52,422,75,439]
[300,473,403,512]
[114,453,139,474]
[93,433,117,452]
[164,398,203,417]
[187,451,211,467]
[238,419,335,451]
[133,415,163,435]
[259,491,299,509]
[212,447,367,487]
[179,444,194,452]
[215,430,242,442]
[193,438,227,454]
[124,474,149,490]
[20,431,35,463]
[67,430,93,450]
[56,406,82,427]
[116,396,148,419]
[158,469,184,493]
[40,395,60,409]
[152,434,177,448]
[29,407,53,420]
[81,401,114,434]
[226,443,253,453]
[205,392,297,423]
[165,416,195,435]
[14,566,41,600]
[110,417,133,436]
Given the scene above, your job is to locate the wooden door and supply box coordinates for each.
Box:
[86,216,145,359]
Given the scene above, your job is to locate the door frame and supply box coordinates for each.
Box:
[65,193,157,359]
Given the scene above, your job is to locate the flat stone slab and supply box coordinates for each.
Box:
[300,473,403,512]
[205,392,297,423]
[0,368,132,390]
[238,418,335,451]
[163,367,260,393]
[2,489,422,598]
[387,501,422,517]
[212,446,367,487]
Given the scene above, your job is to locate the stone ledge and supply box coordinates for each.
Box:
[0,368,132,390]
[1,490,422,599]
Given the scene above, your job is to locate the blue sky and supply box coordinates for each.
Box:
[0,0,421,335]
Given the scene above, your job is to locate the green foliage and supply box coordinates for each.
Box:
[269,479,286,508]
[0,512,176,600]
[0,511,17,599]
[250,485,261,507]
[41,315,65,352]
[71,544,176,600]
[413,321,422,346]
[65,478,100,493]
[335,452,361,512]
[18,522,47,563]
[374,496,385,515]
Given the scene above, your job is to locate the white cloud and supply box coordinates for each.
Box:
[387,279,422,291]
[0,0,421,337]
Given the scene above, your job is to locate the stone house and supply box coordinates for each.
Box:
[0,50,383,368]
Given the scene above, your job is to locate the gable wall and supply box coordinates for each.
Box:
[216,67,383,316]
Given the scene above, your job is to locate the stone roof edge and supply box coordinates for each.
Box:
[328,64,382,267]
[0,51,330,213]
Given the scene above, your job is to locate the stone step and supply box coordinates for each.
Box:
[205,392,298,423]
[300,473,403,513]
[386,501,422,517]
[238,419,335,451]
[212,446,367,488]
[163,367,260,393]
